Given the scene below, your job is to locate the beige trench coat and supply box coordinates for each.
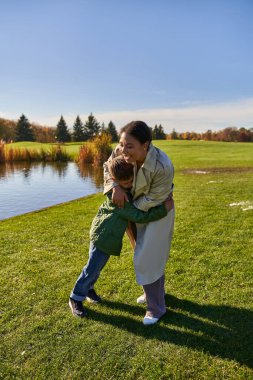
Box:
[104,143,175,285]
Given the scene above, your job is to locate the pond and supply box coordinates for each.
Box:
[0,162,104,221]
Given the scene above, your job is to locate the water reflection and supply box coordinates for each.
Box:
[0,161,104,185]
[0,161,104,220]
[78,162,104,188]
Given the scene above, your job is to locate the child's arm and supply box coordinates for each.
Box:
[112,197,169,223]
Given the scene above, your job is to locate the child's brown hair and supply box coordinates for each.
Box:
[108,156,134,181]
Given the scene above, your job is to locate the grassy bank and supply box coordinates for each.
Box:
[3,137,112,163]
[2,142,71,162]
[6,142,93,160]
[0,141,253,379]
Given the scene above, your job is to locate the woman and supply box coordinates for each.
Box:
[104,121,175,325]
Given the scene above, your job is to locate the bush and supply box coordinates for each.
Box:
[77,133,112,166]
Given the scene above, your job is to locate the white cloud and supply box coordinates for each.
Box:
[91,98,253,133]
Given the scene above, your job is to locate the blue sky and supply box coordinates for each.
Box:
[0,0,253,132]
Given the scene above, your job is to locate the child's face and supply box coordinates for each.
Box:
[117,176,134,189]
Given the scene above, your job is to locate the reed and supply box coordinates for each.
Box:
[0,142,5,163]
[78,144,94,163]
[77,133,112,166]
[4,146,41,162]
[3,144,71,163]
[48,145,69,162]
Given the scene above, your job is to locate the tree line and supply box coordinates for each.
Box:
[0,114,252,143]
[54,114,119,143]
[0,114,164,144]
[168,127,253,142]
[0,113,119,144]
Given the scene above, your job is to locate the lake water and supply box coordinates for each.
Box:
[0,162,104,221]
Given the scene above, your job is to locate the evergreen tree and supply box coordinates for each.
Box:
[83,113,100,140]
[152,124,166,139]
[171,128,178,140]
[152,125,159,139]
[55,116,71,143]
[72,115,84,142]
[100,122,106,134]
[15,114,35,142]
[106,121,118,142]
[157,124,166,139]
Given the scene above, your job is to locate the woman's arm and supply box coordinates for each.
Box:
[133,165,174,212]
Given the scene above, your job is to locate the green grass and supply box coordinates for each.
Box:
[156,140,253,169]
[1,141,253,379]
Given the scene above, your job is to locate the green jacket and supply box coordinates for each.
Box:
[90,192,167,256]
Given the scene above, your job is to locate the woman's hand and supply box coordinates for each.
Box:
[164,197,174,212]
[112,185,128,208]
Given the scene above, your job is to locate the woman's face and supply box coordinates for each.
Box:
[119,132,149,164]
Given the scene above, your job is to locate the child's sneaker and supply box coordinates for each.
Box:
[86,289,102,303]
[69,298,87,317]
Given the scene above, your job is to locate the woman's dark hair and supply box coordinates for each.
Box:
[120,121,152,144]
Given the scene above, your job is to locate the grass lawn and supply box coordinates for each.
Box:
[1,141,253,379]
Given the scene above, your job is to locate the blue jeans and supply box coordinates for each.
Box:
[70,241,110,302]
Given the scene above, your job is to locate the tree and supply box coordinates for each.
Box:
[0,118,16,142]
[72,115,84,142]
[157,124,166,139]
[152,124,166,140]
[182,131,191,140]
[170,128,178,140]
[159,124,166,139]
[83,113,100,140]
[203,129,212,141]
[152,125,159,139]
[55,116,71,143]
[106,121,118,142]
[190,131,199,140]
[15,114,35,142]
[100,122,106,134]
[32,124,56,143]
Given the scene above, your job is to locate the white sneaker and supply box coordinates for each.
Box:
[143,316,159,325]
[137,294,146,304]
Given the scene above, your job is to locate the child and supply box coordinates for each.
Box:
[69,156,173,318]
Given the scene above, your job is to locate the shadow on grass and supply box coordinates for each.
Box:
[86,295,253,369]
